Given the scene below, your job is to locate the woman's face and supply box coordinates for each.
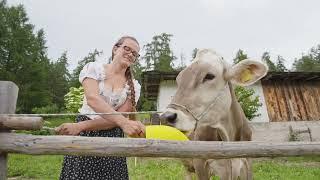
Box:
[113,38,140,67]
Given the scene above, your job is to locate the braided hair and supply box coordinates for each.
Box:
[111,36,139,119]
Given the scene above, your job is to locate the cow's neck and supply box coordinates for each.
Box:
[193,82,245,142]
[228,82,247,141]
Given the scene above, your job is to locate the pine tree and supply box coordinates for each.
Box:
[69,49,102,87]
[262,52,277,72]
[276,55,287,72]
[0,1,55,112]
[293,55,320,72]
[192,48,198,59]
[233,49,248,64]
[48,52,71,109]
[142,33,176,72]
[293,44,320,72]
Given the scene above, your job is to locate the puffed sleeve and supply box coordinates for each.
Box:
[133,79,141,104]
[79,62,103,83]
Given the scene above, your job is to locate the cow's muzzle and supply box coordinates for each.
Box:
[160,111,177,124]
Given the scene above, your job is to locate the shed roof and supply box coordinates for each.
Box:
[141,71,320,100]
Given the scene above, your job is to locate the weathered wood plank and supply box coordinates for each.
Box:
[0,133,320,159]
[271,81,282,122]
[312,81,320,119]
[0,116,43,130]
[262,81,278,122]
[309,82,320,120]
[274,81,288,121]
[290,82,302,120]
[300,82,318,120]
[291,82,308,121]
[0,81,18,180]
[282,82,294,121]
[0,152,7,180]
[308,82,320,120]
[0,81,18,114]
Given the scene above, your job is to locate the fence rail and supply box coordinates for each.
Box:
[1,133,320,159]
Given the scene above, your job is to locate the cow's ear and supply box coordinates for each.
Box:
[225,59,268,86]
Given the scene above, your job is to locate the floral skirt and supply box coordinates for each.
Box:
[59,115,129,180]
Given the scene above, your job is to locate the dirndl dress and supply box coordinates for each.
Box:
[59,115,129,180]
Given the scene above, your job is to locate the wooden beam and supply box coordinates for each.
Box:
[0,81,18,180]
[0,81,18,114]
[0,133,320,159]
[0,116,43,130]
[305,76,320,81]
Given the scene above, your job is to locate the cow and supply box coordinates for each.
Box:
[160,49,268,180]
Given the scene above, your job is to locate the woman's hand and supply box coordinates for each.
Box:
[56,123,85,136]
[118,119,145,138]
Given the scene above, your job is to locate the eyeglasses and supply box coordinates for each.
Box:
[120,45,140,60]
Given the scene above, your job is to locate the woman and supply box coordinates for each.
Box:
[57,36,145,180]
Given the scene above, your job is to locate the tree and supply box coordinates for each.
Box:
[69,49,102,87]
[293,55,320,72]
[310,44,320,63]
[233,49,248,64]
[276,55,287,72]
[293,45,320,72]
[0,1,54,112]
[235,86,262,120]
[192,48,198,59]
[142,33,176,72]
[262,52,277,72]
[175,53,186,71]
[131,59,145,82]
[47,52,71,109]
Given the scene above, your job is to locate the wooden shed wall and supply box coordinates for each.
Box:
[262,80,320,122]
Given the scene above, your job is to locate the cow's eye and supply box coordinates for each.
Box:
[203,73,215,82]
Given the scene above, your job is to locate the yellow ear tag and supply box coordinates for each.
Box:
[240,69,253,82]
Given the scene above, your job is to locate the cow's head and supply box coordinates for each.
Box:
[160,49,268,139]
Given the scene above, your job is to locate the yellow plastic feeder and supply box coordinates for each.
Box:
[145,125,189,141]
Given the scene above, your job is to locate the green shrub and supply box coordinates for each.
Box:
[64,86,84,113]
[235,86,262,120]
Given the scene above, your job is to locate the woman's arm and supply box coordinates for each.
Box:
[57,78,144,136]
[83,78,127,124]
[56,116,117,136]
[77,98,133,132]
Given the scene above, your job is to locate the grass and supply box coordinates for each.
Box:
[254,161,320,180]
[128,158,187,180]
[8,154,63,180]
[7,155,320,180]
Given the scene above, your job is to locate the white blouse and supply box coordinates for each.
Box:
[78,62,141,119]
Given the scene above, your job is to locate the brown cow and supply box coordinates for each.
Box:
[160,49,268,180]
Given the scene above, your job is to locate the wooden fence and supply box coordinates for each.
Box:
[1,81,320,180]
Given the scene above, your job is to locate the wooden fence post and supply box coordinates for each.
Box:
[0,81,19,180]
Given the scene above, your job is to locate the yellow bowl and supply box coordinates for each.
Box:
[145,125,189,141]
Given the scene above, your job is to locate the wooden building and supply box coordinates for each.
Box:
[142,71,320,122]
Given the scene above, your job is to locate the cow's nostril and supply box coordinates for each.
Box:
[160,112,178,123]
[167,113,177,123]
